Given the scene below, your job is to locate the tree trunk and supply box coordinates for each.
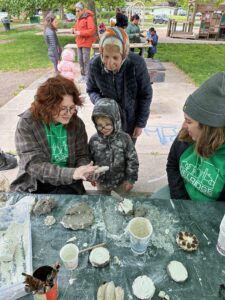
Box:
[86,0,97,27]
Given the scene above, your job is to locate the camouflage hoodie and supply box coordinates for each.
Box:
[89,98,139,190]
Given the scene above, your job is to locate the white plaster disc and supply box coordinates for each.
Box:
[89,247,110,267]
[132,275,155,299]
[167,260,188,283]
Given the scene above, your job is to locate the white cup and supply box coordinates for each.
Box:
[59,243,79,270]
[128,217,153,255]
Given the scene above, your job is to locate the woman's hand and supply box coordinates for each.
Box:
[122,181,133,192]
[132,127,143,138]
[73,162,98,181]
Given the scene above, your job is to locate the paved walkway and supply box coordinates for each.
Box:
[0,62,196,194]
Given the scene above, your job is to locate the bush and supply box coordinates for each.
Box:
[97,11,115,19]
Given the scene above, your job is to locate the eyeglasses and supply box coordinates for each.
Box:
[59,106,76,115]
[96,124,113,131]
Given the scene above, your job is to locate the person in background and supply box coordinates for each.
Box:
[44,12,62,74]
[89,98,139,193]
[166,72,225,201]
[147,27,158,59]
[57,48,78,81]
[0,149,17,171]
[10,76,97,194]
[98,22,106,35]
[126,14,144,56]
[72,2,96,83]
[115,7,128,29]
[86,27,152,143]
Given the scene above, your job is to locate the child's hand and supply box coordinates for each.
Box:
[122,181,133,192]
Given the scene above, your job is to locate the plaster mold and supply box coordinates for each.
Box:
[61,202,94,230]
[167,260,188,282]
[132,275,155,299]
[89,247,110,267]
[118,198,133,215]
[33,197,56,216]
[176,231,199,251]
[44,215,56,226]
[97,281,124,300]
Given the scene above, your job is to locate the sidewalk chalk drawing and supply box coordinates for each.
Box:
[144,124,180,145]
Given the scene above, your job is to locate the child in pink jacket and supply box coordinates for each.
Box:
[57,48,78,81]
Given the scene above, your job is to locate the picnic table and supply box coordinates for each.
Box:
[64,42,150,57]
[3,193,224,300]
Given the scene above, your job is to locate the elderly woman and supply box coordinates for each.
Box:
[44,12,62,73]
[10,76,97,194]
[86,27,152,142]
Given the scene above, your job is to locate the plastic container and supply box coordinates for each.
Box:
[127,217,153,255]
[60,243,79,270]
[217,214,225,256]
[0,203,32,299]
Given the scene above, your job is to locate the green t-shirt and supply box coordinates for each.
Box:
[179,144,225,201]
[44,123,69,167]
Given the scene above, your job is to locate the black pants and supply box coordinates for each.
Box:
[34,180,86,195]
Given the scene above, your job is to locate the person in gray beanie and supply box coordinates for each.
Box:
[156,72,225,201]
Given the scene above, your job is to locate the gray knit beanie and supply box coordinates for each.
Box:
[183,72,225,127]
[75,2,84,10]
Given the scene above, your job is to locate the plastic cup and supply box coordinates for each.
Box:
[128,217,153,255]
[59,244,79,270]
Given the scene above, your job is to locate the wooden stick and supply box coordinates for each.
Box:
[79,243,106,254]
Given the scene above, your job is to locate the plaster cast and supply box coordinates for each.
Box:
[132,275,155,299]
[61,202,94,230]
[167,260,188,282]
[89,247,110,267]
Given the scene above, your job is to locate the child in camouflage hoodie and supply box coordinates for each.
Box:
[89,98,139,193]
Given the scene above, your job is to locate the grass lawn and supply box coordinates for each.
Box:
[156,43,225,85]
[0,28,224,86]
[0,29,74,71]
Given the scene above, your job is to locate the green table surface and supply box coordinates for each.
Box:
[6,194,225,299]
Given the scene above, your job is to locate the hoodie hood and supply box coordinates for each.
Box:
[79,9,94,19]
[61,49,75,62]
[92,98,122,135]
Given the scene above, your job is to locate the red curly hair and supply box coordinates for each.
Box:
[31,75,82,124]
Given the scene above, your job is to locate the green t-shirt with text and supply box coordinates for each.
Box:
[180,144,225,201]
[44,123,68,167]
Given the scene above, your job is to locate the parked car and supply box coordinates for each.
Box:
[177,9,187,16]
[65,13,76,22]
[153,15,169,24]
[195,12,202,17]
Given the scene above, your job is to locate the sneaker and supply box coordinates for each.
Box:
[0,151,17,171]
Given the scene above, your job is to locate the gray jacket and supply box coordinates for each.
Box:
[44,27,62,61]
[10,109,89,193]
[89,98,139,190]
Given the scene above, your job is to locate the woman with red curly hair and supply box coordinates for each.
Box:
[11,75,97,194]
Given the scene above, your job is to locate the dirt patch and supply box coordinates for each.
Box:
[0,39,14,44]
[0,68,51,107]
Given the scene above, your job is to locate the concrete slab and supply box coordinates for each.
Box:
[0,62,197,194]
